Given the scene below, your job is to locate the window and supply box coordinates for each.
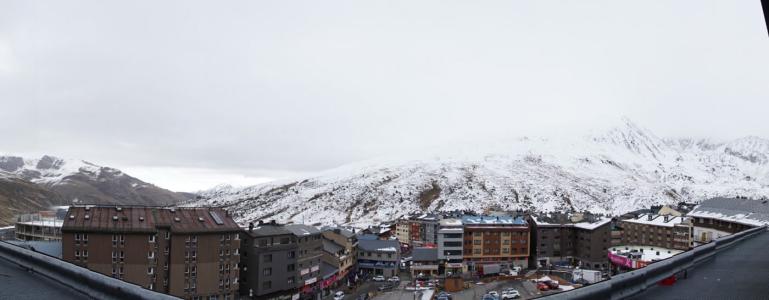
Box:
[263,268,272,276]
[503,240,510,245]
[164,261,168,270]
[112,235,117,245]
[502,248,509,253]
[149,235,156,243]
[288,277,295,285]
[473,240,481,245]
[192,251,197,258]
[83,250,88,258]
[112,251,117,259]
[120,251,125,260]
[288,251,295,258]
[148,267,154,275]
[75,250,80,258]
[234,248,239,255]
[287,264,295,271]
[148,251,155,259]
[473,249,481,254]
[165,231,170,239]
[263,254,272,262]
[234,234,240,240]
[165,246,169,255]
[83,234,88,243]
[75,233,81,241]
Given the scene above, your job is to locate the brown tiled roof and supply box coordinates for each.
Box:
[62,206,240,234]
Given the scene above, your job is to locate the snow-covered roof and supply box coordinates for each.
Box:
[358,239,400,253]
[610,245,683,261]
[440,219,462,227]
[532,216,611,230]
[686,197,769,227]
[461,215,526,225]
[285,224,321,236]
[16,220,63,227]
[573,218,613,230]
[622,214,684,228]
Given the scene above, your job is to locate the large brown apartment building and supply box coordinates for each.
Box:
[62,206,241,300]
[618,214,691,251]
[461,215,530,270]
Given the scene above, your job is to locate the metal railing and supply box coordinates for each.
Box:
[538,225,767,300]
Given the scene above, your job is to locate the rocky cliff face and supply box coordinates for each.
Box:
[0,155,193,226]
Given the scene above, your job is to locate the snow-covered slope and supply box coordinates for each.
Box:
[188,119,769,227]
[0,154,192,210]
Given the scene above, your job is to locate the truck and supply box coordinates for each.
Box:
[479,264,501,276]
[573,269,602,284]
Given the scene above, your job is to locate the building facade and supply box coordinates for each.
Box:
[462,215,530,271]
[285,224,322,299]
[529,213,612,270]
[395,220,410,244]
[619,214,690,251]
[15,210,64,241]
[686,197,769,246]
[357,239,400,277]
[62,206,241,300]
[321,227,357,281]
[437,218,464,274]
[240,221,299,300]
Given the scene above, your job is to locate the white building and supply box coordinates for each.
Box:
[437,218,463,274]
[687,197,769,246]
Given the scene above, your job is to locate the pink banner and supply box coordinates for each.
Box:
[608,252,634,268]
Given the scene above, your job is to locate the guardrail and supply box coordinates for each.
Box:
[0,241,179,300]
[538,225,767,300]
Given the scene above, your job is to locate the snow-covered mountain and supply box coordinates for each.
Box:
[187,118,769,227]
[0,155,193,225]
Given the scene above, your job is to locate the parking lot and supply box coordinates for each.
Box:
[451,280,540,300]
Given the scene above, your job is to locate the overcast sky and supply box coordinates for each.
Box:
[1,1,768,192]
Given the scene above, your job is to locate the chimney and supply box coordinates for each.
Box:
[248,222,254,232]
[647,215,653,221]
[664,215,670,222]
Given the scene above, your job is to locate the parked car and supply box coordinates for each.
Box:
[545,280,559,289]
[488,291,500,298]
[377,283,394,291]
[436,291,452,300]
[372,275,386,282]
[333,291,345,300]
[388,276,400,283]
[501,288,520,299]
[537,282,550,291]
[482,294,497,300]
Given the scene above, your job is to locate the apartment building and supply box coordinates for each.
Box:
[357,239,400,277]
[285,224,322,299]
[437,218,464,274]
[62,206,241,300]
[240,221,299,300]
[619,214,690,251]
[529,213,612,269]
[321,227,358,280]
[462,215,530,270]
[395,220,410,244]
[687,197,769,246]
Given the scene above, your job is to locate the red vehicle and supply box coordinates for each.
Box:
[537,282,550,291]
[545,280,559,289]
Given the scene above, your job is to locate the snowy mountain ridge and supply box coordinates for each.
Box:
[187,119,769,227]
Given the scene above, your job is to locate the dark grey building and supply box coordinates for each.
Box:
[240,221,299,300]
[357,239,400,277]
[529,213,612,270]
[285,224,322,299]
